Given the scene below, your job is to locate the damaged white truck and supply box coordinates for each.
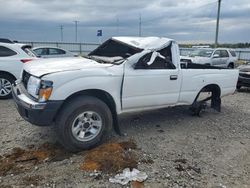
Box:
[12,37,239,151]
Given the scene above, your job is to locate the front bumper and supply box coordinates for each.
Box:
[12,82,63,126]
[237,75,250,88]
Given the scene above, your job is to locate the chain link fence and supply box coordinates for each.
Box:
[20,41,250,61]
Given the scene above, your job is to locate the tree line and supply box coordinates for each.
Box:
[180,42,250,48]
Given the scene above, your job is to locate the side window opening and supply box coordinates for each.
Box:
[213,50,220,57]
[135,44,175,69]
[0,46,17,57]
[49,48,66,55]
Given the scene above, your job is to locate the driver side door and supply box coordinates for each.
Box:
[122,49,181,111]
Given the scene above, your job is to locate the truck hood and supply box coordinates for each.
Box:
[23,57,113,77]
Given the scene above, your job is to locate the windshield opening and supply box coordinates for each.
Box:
[190,49,213,57]
[88,39,142,64]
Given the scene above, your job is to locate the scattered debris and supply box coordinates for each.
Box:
[157,129,164,133]
[0,143,71,176]
[22,175,44,186]
[140,158,154,164]
[187,165,201,174]
[174,158,188,164]
[80,140,138,173]
[175,164,185,172]
[131,181,144,188]
[109,168,148,185]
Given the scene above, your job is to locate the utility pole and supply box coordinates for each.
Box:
[116,18,120,35]
[60,25,64,42]
[73,20,79,42]
[215,0,221,47]
[139,14,142,37]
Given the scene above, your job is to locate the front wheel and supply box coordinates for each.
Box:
[0,74,15,99]
[55,96,113,152]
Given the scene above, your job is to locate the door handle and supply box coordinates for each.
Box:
[170,75,178,80]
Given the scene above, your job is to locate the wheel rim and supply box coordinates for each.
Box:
[0,78,12,97]
[71,111,103,142]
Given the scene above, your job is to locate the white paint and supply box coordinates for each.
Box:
[21,37,239,115]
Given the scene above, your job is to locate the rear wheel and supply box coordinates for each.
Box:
[0,74,15,99]
[55,96,113,152]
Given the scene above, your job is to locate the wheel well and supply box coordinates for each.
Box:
[0,71,17,80]
[200,84,221,96]
[55,89,118,132]
[228,62,234,68]
[194,84,221,112]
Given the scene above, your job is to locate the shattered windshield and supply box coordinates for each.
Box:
[88,39,142,64]
[190,49,213,57]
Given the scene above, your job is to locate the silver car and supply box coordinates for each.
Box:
[32,47,76,58]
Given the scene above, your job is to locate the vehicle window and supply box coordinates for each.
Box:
[135,45,175,69]
[220,50,229,58]
[22,46,36,57]
[34,48,48,56]
[213,50,220,57]
[0,46,17,57]
[49,48,66,55]
[190,49,213,57]
[229,50,237,57]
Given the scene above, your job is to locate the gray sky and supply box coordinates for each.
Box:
[0,0,249,44]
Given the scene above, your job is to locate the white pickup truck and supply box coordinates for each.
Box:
[12,37,239,151]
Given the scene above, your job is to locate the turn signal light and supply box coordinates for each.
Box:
[39,88,53,102]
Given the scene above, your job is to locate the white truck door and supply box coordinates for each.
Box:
[122,45,181,110]
[220,50,230,66]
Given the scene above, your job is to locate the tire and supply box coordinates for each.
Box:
[0,73,15,99]
[227,63,234,69]
[236,85,241,91]
[55,95,113,152]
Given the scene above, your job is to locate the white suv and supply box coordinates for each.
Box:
[0,39,37,99]
[181,48,238,68]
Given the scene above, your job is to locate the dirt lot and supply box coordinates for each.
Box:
[0,90,250,188]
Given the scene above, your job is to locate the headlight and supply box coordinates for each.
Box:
[27,76,41,98]
[38,80,53,102]
[27,76,53,102]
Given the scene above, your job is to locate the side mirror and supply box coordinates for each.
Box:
[213,54,220,58]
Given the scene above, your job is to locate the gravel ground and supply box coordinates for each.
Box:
[0,89,250,188]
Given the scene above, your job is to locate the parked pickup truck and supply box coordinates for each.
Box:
[12,37,239,151]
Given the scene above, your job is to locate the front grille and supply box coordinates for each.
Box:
[239,73,250,78]
[22,70,31,89]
